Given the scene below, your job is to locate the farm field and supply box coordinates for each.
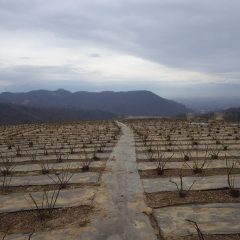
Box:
[0,118,240,239]
[1,1,239,239]
[0,121,120,239]
[128,118,240,240]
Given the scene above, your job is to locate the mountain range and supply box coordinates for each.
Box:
[0,90,189,124]
[0,103,116,125]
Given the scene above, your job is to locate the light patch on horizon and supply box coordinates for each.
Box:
[0,30,223,87]
[0,80,11,88]
[80,53,222,84]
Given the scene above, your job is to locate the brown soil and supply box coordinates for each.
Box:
[135,147,240,154]
[146,189,240,208]
[0,157,108,166]
[0,149,113,159]
[0,205,94,234]
[1,166,104,177]
[0,182,99,195]
[166,234,240,240]
[139,168,240,179]
[137,155,238,163]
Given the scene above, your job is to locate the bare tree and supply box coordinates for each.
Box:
[169,170,196,197]
[186,219,205,240]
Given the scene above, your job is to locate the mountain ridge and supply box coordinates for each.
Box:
[0,89,189,117]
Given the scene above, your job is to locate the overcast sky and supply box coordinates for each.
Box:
[0,0,240,98]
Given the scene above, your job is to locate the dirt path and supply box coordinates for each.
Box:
[80,121,157,240]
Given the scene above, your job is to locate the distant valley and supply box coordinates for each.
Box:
[177,97,240,113]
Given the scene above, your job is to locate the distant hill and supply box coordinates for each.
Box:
[0,89,189,117]
[0,103,116,125]
[198,107,240,122]
[176,97,240,113]
[222,107,240,121]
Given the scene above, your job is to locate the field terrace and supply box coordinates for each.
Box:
[0,120,120,237]
[127,118,240,240]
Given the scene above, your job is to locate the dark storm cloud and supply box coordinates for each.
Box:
[1,0,240,73]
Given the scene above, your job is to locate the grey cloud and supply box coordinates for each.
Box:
[0,64,80,85]
[0,0,240,98]
[0,64,117,90]
[1,0,240,73]
[89,53,101,58]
